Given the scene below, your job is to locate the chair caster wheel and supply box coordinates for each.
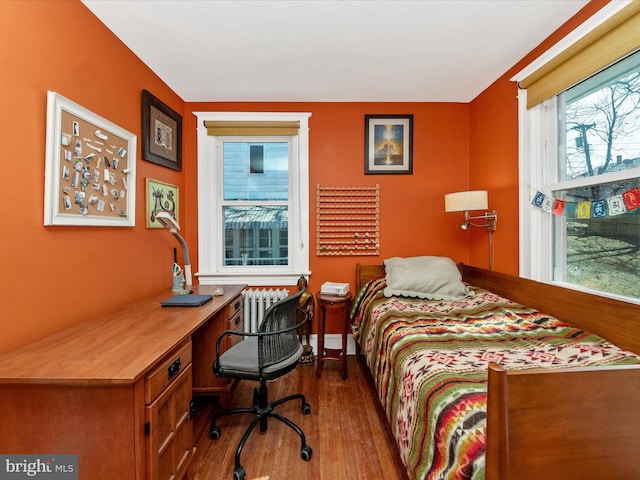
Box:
[210,425,221,440]
[301,445,313,461]
[302,402,311,415]
[234,466,246,480]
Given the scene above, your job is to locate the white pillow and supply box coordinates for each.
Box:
[383,256,471,300]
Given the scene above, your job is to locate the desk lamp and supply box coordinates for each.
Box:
[156,211,192,286]
[444,190,498,270]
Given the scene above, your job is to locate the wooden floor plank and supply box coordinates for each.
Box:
[191,357,408,480]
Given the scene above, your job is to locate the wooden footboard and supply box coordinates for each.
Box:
[486,362,640,479]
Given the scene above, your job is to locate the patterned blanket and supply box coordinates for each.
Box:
[350,277,640,480]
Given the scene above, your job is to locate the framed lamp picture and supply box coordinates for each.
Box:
[146,178,179,228]
[364,114,413,175]
[141,89,182,171]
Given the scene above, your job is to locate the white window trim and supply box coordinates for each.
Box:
[518,91,640,305]
[194,111,311,286]
[513,0,633,283]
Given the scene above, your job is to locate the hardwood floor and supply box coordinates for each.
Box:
[191,356,408,480]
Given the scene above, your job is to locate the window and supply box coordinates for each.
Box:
[249,144,264,174]
[518,45,640,301]
[195,112,311,286]
[223,140,288,267]
[552,51,640,300]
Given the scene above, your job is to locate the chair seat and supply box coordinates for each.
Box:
[218,337,304,380]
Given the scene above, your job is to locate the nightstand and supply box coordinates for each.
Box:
[316,291,352,379]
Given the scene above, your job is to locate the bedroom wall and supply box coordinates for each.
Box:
[185,102,472,311]
[0,0,186,354]
[0,0,608,353]
[468,0,610,275]
[0,0,473,353]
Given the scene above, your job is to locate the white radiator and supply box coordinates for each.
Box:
[242,288,289,333]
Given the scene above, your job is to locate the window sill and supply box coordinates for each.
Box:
[196,271,311,287]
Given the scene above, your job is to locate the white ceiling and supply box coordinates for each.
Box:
[81,0,589,103]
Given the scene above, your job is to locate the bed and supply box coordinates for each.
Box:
[353,259,640,480]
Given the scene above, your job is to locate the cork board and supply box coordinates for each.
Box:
[44,91,137,226]
[316,185,380,256]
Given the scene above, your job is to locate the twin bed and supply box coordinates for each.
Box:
[352,258,640,480]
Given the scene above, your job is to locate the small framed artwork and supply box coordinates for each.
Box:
[141,89,182,171]
[44,91,137,226]
[364,114,413,175]
[146,178,179,228]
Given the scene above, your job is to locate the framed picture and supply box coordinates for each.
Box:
[44,91,137,226]
[364,114,413,175]
[141,90,182,171]
[146,178,179,228]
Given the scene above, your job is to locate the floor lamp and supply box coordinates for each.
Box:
[444,190,498,270]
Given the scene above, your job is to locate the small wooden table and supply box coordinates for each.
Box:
[316,291,352,379]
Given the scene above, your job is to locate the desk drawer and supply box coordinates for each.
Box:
[228,308,244,347]
[145,340,192,404]
[228,294,242,319]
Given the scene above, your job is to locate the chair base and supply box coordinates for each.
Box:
[210,381,312,480]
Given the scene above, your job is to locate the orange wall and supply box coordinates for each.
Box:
[0,1,186,354]
[468,0,610,275]
[185,102,473,308]
[0,0,609,353]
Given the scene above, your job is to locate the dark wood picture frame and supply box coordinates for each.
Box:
[364,114,413,175]
[141,89,182,171]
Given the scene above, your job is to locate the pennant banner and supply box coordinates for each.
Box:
[531,186,640,218]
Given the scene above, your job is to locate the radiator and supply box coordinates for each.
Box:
[242,288,289,333]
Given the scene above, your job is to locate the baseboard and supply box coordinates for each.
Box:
[307,334,356,355]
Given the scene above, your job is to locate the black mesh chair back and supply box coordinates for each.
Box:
[257,289,304,373]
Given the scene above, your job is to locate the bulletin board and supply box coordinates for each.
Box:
[44,91,137,226]
[316,185,380,256]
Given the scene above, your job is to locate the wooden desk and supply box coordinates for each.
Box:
[0,284,245,480]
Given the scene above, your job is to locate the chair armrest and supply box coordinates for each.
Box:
[214,329,246,364]
[213,308,309,366]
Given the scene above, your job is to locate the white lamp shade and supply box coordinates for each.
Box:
[444,190,488,212]
[155,211,181,230]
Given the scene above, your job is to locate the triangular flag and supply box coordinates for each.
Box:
[607,195,627,216]
[577,201,591,218]
[552,199,566,215]
[622,187,640,211]
[592,200,607,218]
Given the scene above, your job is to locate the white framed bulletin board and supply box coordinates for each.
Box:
[44,91,137,226]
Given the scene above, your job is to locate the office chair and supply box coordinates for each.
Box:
[210,289,313,480]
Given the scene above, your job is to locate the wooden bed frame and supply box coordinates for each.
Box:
[355,263,640,479]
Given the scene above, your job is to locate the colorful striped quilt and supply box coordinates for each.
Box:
[350,277,640,480]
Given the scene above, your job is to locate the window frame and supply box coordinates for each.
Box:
[515,1,640,303]
[195,111,311,286]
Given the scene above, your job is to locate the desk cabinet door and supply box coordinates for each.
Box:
[146,364,194,480]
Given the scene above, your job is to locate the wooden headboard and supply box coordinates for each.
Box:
[355,263,640,356]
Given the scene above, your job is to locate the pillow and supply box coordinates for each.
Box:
[383,256,471,300]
